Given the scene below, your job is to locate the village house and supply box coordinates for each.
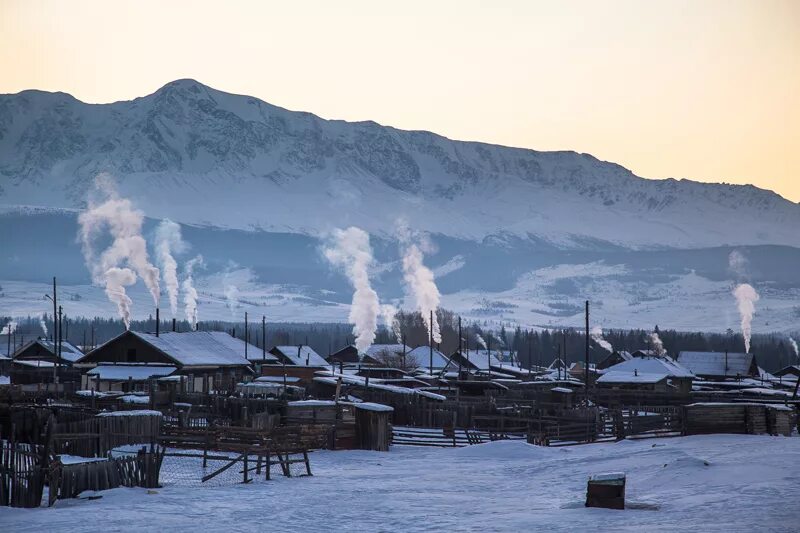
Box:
[405,346,450,373]
[10,338,84,384]
[363,344,412,366]
[597,370,670,392]
[598,356,694,393]
[75,330,254,393]
[676,351,760,381]
[596,351,632,370]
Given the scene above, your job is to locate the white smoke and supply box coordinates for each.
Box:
[182,255,204,330]
[324,227,380,352]
[225,284,239,315]
[155,219,187,318]
[380,304,402,341]
[732,283,759,353]
[39,315,48,338]
[78,175,161,327]
[397,224,442,344]
[788,336,798,361]
[476,334,487,350]
[1,320,17,335]
[648,331,665,356]
[590,326,613,353]
[104,267,137,329]
[728,250,748,280]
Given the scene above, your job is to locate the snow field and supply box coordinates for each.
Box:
[1,434,798,532]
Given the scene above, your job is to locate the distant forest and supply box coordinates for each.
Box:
[2,309,799,372]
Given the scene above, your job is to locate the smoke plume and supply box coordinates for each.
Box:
[397,225,442,344]
[324,227,380,352]
[380,304,402,341]
[104,267,137,329]
[155,219,187,318]
[39,315,48,338]
[732,283,759,353]
[78,175,161,328]
[590,326,613,353]
[648,331,665,356]
[788,337,798,360]
[728,250,748,280]
[182,255,204,330]
[476,334,487,350]
[1,321,17,335]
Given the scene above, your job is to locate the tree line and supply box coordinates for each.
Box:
[2,311,798,372]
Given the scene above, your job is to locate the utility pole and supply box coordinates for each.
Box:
[487,335,492,379]
[52,277,57,383]
[458,316,463,375]
[262,315,266,361]
[429,310,434,376]
[244,312,248,360]
[585,300,590,403]
[57,305,63,384]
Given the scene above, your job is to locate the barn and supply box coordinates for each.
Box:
[76,331,254,392]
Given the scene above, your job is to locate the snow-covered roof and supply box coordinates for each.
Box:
[15,339,84,362]
[353,402,394,412]
[271,345,328,367]
[603,356,694,379]
[87,364,177,381]
[677,351,755,378]
[406,346,451,369]
[451,349,506,371]
[130,331,253,367]
[364,344,411,359]
[96,410,162,417]
[247,351,280,363]
[13,359,55,368]
[597,371,669,384]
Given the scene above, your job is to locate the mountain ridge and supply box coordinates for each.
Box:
[0,78,797,249]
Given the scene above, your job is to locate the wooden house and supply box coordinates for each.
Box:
[76,331,254,393]
[328,344,361,364]
[599,356,694,393]
[83,363,178,392]
[676,351,759,380]
[10,339,84,384]
[363,344,412,367]
[596,351,633,370]
[268,345,329,368]
[596,370,670,392]
[406,346,451,373]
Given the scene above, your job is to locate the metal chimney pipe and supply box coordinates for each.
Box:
[156,308,160,337]
[172,318,176,332]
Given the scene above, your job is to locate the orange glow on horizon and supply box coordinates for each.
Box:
[1,0,798,201]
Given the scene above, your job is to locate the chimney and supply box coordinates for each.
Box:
[172,318,176,332]
[634,368,638,376]
[156,308,160,337]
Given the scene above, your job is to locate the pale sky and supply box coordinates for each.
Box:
[1,0,798,201]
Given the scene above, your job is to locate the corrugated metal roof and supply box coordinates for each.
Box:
[87,364,177,380]
[677,351,754,377]
[271,345,328,367]
[603,356,694,378]
[131,331,253,367]
[406,346,451,369]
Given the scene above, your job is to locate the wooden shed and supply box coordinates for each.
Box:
[353,402,393,451]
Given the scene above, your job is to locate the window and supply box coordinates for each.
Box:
[126,348,137,362]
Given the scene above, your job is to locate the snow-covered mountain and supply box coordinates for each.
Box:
[1,78,798,249]
[1,79,799,333]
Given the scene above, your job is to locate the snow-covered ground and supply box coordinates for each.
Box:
[2,435,798,532]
